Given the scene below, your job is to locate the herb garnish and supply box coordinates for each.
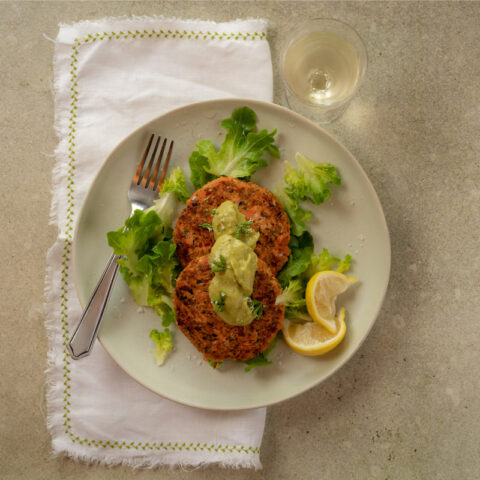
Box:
[234,221,254,238]
[248,299,263,319]
[199,222,213,231]
[211,255,227,272]
[212,291,226,312]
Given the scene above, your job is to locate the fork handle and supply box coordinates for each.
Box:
[67,254,120,359]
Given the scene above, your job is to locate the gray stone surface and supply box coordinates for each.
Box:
[1,1,479,479]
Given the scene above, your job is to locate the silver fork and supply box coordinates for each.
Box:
[67,134,174,360]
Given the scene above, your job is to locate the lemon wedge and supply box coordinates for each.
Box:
[305,270,356,333]
[282,308,347,356]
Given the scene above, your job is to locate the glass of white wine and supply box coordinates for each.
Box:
[281,18,367,124]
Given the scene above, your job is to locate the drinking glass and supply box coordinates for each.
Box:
[280,18,367,124]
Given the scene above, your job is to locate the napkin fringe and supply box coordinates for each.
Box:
[44,241,69,447]
[44,34,71,446]
[57,15,268,31]
[49,36,70,229]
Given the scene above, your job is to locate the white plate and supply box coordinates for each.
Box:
[73,98,390,410]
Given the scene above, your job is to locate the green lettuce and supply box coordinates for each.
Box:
[189,151,216,190]
[189,106,280,187]
[149,328,173,365]
[107,212,178,326]
[272,153,340,237]
[285,153,341,205]
[145,167,190,226]
[304,249,352,279]
[276,231,314,287]
[273,185,312,237]
[275,278,305,307]
[107,168,190,326]
[276,279,312,322]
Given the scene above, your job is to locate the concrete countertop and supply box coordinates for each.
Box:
[1,1,479,479]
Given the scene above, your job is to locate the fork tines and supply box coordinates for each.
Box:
[134,134,174,191]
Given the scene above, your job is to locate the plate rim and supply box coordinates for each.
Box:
[72,97,391,410]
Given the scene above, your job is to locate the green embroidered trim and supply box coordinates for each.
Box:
[61,30,265,456]
[76,29,266,43]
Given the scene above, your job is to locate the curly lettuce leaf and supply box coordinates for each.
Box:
[189,106,280,183]
[159,166,190,202]
[107,210,179,325]
[337,254,353,273]
[138,240,178,325]
[276,231,314,287]
[275,278,310,321]
[107,210,168,276]
[108,225,178,324]
[304,249,353,279]
[106,168,190,325]
[146,167,190,226]
[303,248,340,280]
[273,185,312,237]
[149,328,173,366]
[275,278,305,308]
[285,153,341,205]
[189,151,216,190]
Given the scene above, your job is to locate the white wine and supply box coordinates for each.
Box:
[283,31,361,107]
[281,19,367,123]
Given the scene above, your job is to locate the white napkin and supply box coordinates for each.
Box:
[45,16,273,469]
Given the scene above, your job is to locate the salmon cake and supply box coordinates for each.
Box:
[173,177,290,274]
[174,255,284,362]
